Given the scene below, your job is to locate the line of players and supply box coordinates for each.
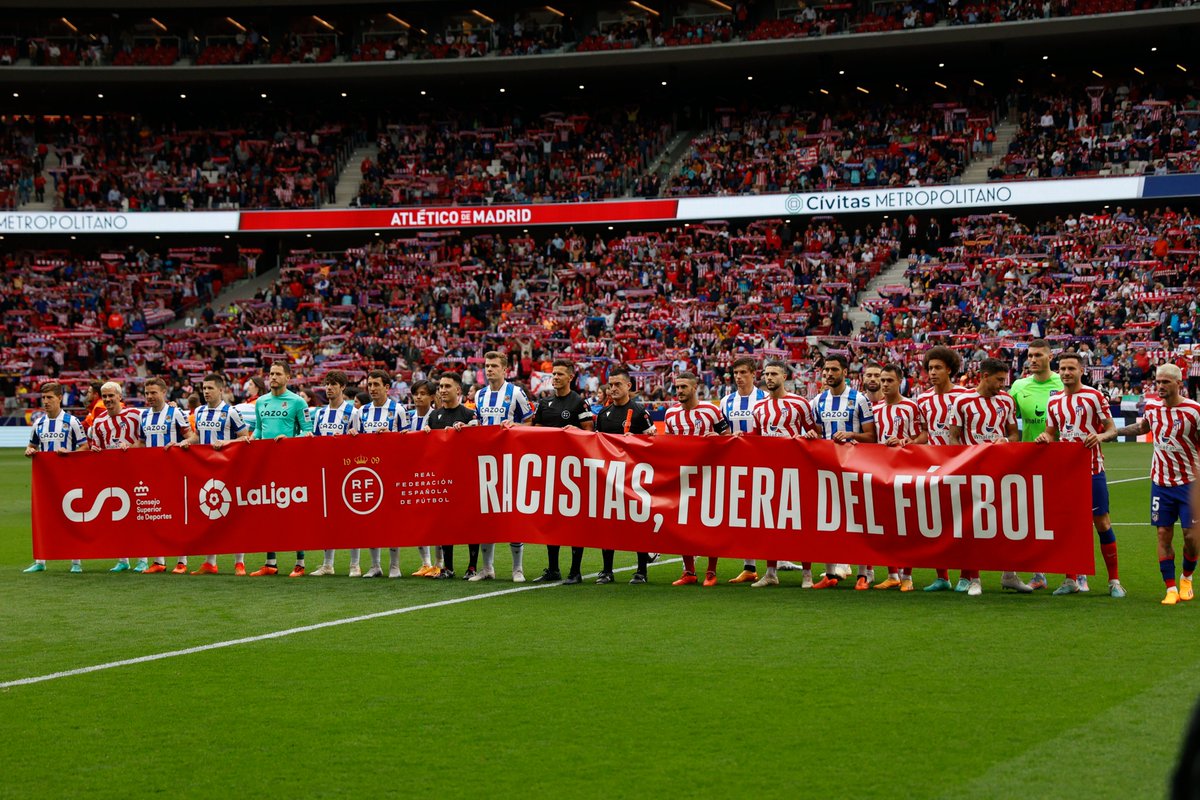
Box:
[22,346,1200,603]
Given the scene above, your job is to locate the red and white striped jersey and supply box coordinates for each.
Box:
[954,392,1017,445]
[916,386,967,446]
[873,398,924,442]
[751,394,816,438]
[1144,398,1200,487]
[665,402,729,436]
[88,406,143,450]
[1046,386,1112,475]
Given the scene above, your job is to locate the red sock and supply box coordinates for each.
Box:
[960,570,976,581]
[937,569,949,580]
[1101,542,1118,580]
[682,555,695,574]
[706,557,718,574]
[767,560,778,569]
[1065,573,1077,581]
[802,562,812,570]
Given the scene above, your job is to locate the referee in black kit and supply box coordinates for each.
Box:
[593,365,657,585]
[531,359,595,584]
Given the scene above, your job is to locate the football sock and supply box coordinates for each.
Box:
[349,548,361,568]
[603,549,616,573]
[765,566,778,579]
[634,551,648,575]
[36,559,46,566]
[1183,557,1197,579]
[388,548,399,569]
[435,546,444,568]
[205,554,218,566]
[481,543,495,569]
[1098,529,1118,579]
[322,550,335,568]
[682,555,696,573]
[743,561,756,571]
[154,558,166,566]
[1160,558,1177,589]
[370,548,382,569]
[570,547,584,576]
[510,543,524,572]
[706,557,718,574]
[802,562,812,571]
[266,552,278,565]
[418,546,431,567]
[546,545,561,573]
[295,557,305,568]
[468,544,480,570]
[233,553,245,564]
[441,545,454,573]
[937,569,950,580]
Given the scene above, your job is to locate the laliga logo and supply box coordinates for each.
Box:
[200,479,232,520]
[62,487,131,523]
[342,467,383,515]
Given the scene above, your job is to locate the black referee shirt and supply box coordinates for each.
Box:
[428,404,475,430]
[595,400,654,435]
[532,390,593,429]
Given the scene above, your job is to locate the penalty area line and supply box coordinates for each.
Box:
[1,557,683,690]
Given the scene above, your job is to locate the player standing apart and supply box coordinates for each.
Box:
[1115,365,1200,605]
[747,360,818,587]
[949,359,1032,596]
[872,364,927,591]
[666,371,731,586]
[186,373,252,574]
[138,377,192,574]
[350,368,409,578]
[1036,353,1125,597]
[310,371,355,576]
[531,359,596,584]
[23,381,88,573]
[809,354,877,589]
[249,361,313,578]
[471,351,534,582]
[1009,339,1064,590]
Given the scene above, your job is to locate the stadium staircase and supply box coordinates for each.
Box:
[847,257,911,334]
[958,120,1018,185]
[333,142,379,207]
[656,130,699,195]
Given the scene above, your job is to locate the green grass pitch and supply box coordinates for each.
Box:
[0,444,1193,799]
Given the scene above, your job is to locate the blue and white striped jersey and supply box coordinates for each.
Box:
[811,386,875,439]
[720,388,768,434]
[406,408,432,432]
[140,405,190,448]
[29,411,86,452]
[473,382,533,426]
[312,402,354,436]
[351,399,408,434]
[193,402,248,445]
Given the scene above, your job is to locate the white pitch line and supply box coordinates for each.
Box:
[1107,475,1150,485]
[0,558,682,690]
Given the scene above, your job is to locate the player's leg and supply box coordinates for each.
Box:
[510,542,525,582]
[311,549,336,576]
[874,565,902,590]
[348,548,362,577]
[729,557,758,584]
[470,543,496,581]
[673,554,697,585]
[629,551,650,584]
[412,546,432,576]
[387,547,401,578]
[436,545,455,579]
[289,550,305,578]
[1000,570,1033,593]
[752,560,780,587]
[537,545,563,582]
[569,546,590,583]
[924,568,952,591]
[601,549,618,583]
[1180,489,1197,602]
[462,544,479,579]
[364,547,383,578]
[702,556,719,587]
[1154,483,1182,604]
[250,552,279,577]
[813,562,841,589]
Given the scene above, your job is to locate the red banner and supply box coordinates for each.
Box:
[238,200,680,232]
[31,428,1094,573]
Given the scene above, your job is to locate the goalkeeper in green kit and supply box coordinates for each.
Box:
[249,360,314,578]
[1008,339,1064,591]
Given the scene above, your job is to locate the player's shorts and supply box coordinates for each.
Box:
[1091,472,1110,516]
[1151,482,1194,529]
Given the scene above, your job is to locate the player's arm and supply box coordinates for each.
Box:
[709,415,731,437]
[1036,418,1059,444]
[299,402,314,436]
[25,426,38,457]
[1114,417,1150,438]
[1087,416,1116,449]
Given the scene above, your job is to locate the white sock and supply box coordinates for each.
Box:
[802,569,812,578]
[418,546,431,567]
[510,543,524,571]
[370,548,382,569]
[177,556,188,566]
[323,549,335,568]
[857,565,867,577]
[36,559,46,565]
[295,557,305,567]
[766,567,778,578]
[867,569,875,583]
[154,558,166,566]
[118,558,130,565]
[888,572,899,581]
[481,543,495,569]
[265,556,277,566]
[206,554,218,566]
[388,548,399,568]
[70,559,79,567]
[435,546,444,568]
[349,549,360,567]
[234,553,245,564]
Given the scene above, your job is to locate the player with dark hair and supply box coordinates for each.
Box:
[426,371,478,580]
[22,381,88,574]
[871,363,927,591]
[311,370,355,577]
[916,345,969,592]
[138,376,192,574]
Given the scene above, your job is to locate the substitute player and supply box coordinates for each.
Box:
[809,354,876,589]
[721,357,774,584]
[88,381,144,572]
[311,371,355,577]
[872,363,927,591]
[350,368,409,578]
[748,359,817,588]
[950,358,1033,596]
[1036,352,1125,598]
[594,366,657,584]
[186,373,252,574]
[249,361,312,578]
[1115,364,1200,605]
[916,346,969,592]
[138,377,192,574]
[1009,339,1063,589]
[531,359,595,584]
[666,371,731,586]
[23,381,88,573]
[471,351,534,582]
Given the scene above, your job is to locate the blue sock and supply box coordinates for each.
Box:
[1184,558,1197,578]
[1098,528,1116,545]
[1161,558,1177,586]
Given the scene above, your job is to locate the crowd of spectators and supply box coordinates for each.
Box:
[668,101,990,196]
[994,80,1200,181]
[354,107,671,207]
[25,114,354,211]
